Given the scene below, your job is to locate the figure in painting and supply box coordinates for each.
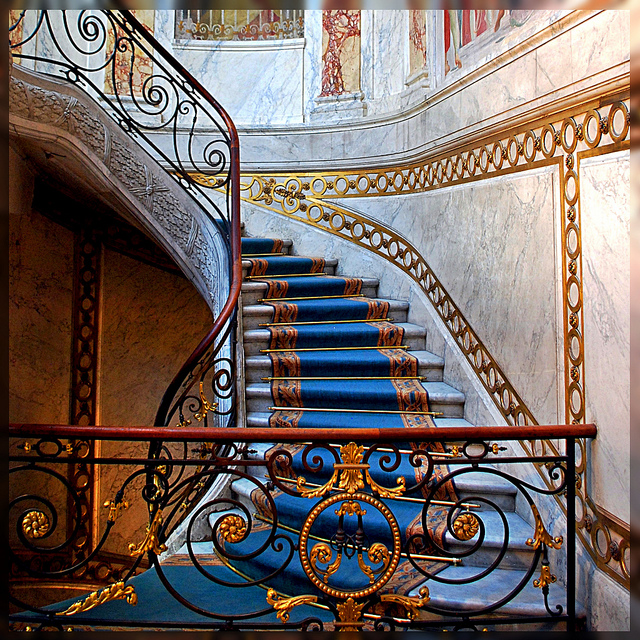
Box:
[444,9,533,76]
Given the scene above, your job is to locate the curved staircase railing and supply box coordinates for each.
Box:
[10,9,243,530]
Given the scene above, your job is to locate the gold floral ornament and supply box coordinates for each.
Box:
[58,581,137,616]
[335,597,367,631]
[218,514,247,543]
[380,586,430,620]
[22,510,50,539]
[533,564,557,589]
[129,509,167,557]
[452,512,480,541]
[194,380,218,422]
[526,504,563,550]
[266,588,318,623]
[103,499,129,523]
[335,442,367,494]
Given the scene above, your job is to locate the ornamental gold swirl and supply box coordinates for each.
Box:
[526,504,563,550]
[21,510,50,539]
[218,514,247,543]
[379,586,430,620]
[452,512,480,541]
[298,492,401,599]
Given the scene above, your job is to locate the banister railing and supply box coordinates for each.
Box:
[10,9,243,531]
[9,422,594,631]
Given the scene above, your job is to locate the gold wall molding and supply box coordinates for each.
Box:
[193,95,630,590]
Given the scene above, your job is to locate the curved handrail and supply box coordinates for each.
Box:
[112,10,242,429]
[10,9,244,530]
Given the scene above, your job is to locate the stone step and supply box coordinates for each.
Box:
[442,509,537,570]
[244,380,465,417]
[245,413,472,429]
[241,277,379,306]
[228,481,530,571]
[241,237,292,255]
[242,322,427,356]
[244,349,444,383]
[241,297,410,331]
[409,565,584,629]
[242,256,338,279]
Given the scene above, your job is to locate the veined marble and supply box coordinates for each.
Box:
[336,167,561,427]
[580,151,630,524]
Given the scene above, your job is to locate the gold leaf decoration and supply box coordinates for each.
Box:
[296,469,338,498]
[380,586,430,620]
[533,564,557,589]
[526,504,563,550]
[266,588,318,623]
[365,469,406,498]
[336,597,366,631]
[58,581,137,616]
[129,509,167,557]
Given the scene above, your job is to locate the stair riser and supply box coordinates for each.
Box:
[245,395,465,418]
[241,283,379,307]
[242,336,426,357]
[244,360,444,384]
[242,264,337,279]
[444,543,535,571]
[242,306,409,331]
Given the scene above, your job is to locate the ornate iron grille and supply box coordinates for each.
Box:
[175,10,304,41]
[8,422,593,632]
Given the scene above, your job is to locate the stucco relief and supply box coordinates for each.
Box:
[320,10,361,96]
[9,68,220,309]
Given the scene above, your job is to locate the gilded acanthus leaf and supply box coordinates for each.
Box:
[58,581,137,616]
[266,588,318,623]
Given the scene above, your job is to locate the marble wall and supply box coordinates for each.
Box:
[580,151,630,525]
[9,147,74,425]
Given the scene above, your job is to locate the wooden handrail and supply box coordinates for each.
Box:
[9,423,597,442]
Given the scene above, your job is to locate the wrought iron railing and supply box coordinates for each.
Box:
[9,422,595,631]
[9,9,243,535]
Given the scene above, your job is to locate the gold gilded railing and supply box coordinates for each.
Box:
[192,93,630,590]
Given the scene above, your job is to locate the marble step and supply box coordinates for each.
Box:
[244,349,444,384]
[241,277,379,307]
[242,322,427,357]
[242,256,338,279]
[241,297,410,331]
[409,565,584,629]
[244,380,465,417]
[227,481,529,571]
[442,509,536,570]
[241,238,292,255]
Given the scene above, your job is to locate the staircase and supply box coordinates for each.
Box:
[210,233,576,630]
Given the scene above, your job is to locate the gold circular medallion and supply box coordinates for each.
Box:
[299,492,401,599]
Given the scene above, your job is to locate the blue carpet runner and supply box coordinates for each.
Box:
[34,235,458,627]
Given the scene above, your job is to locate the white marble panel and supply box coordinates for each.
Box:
[172,40,305,126]
[339,167,561,426]
[303,10,323,121]
[372,11,406,101]
[580,150,630,524]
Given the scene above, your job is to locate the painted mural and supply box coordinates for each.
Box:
[9,10,24,56]
[409,10,427,75]
[104,10,155,96]
[320,10,361,97]
[444,9,534,76]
